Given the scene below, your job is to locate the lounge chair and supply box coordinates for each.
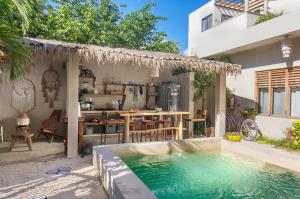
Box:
[38,110,62,143]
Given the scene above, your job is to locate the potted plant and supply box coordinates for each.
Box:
[226,132,242,142]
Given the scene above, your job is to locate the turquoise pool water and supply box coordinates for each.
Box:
[122,152,300,199]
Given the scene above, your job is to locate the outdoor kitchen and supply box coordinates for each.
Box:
[76,64,191,152]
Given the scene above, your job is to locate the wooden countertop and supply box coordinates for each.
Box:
[120,111,190,117]
[81,110,157,115]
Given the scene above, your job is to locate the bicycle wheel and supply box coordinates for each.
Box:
[239,119,259,141]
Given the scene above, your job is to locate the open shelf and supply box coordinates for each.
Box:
[83,93,124,97]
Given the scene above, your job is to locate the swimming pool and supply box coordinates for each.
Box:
[122,151,300,199]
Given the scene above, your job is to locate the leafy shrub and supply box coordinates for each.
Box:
[255,12,283,25]
[257,136,299,150]
[286,121,300,148]
[226,88,234,109]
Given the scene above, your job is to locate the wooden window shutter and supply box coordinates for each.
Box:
[271,69,286,88]
[256,71,269,88]
[289,67,300,87]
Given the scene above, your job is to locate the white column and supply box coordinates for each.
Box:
[67,55,80,158]
[215,73,226,138]
[188,72,194,137]
[244,0,249,12]
[263,0,268,15]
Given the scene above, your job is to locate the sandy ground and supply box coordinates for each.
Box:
[0,155,108,199]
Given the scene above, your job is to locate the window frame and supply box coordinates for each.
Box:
[201,14,213,32]
[255,67,300,118]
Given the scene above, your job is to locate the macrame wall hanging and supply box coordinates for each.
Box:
[42,65,60,108]
[11,78,36,113]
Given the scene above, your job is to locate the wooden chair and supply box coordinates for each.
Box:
[38,110,62,143]
[185,110,208,137]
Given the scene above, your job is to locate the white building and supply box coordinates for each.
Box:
[189,0,300,138]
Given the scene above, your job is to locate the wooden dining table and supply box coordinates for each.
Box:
[120,111,190,143]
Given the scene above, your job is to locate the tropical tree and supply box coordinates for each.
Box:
[44,0,179,52]
[0,0,32,80]
[193,71,215,110]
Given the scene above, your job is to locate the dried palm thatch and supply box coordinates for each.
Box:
[26,38,241,74]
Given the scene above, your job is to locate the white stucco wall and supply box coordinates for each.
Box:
[269,0,300,14]
[227,36,300,138]
[189,0,300,58]
[0,54,67,141]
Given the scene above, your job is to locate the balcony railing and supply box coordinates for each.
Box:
[215,0,267,14]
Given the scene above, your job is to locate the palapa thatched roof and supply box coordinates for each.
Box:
[26,38,241,74]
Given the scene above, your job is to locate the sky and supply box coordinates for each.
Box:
[114,0,209,53]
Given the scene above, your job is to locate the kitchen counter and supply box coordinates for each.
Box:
[81,110,157,115]
[120,111,190,143]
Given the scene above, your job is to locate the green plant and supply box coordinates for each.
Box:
[255,12,283,25]
[209,55,232,63]
[192,71,215,110]
[172,66,192,75]
[241,108,257,119]
[287,121,300,148]
[0,0,32,80]
[226,88,234,109]
[257,136,300,151]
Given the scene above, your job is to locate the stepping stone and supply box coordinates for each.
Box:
[58,166,71,171]
[45,169,59,175]
[57,170,70,175]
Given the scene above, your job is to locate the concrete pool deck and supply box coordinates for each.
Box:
[93,138,300,199]
[222,139,300,174]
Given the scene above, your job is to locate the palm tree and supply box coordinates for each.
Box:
[0,0,32,80]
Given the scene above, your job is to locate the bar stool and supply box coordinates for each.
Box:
[102,119,124,144]
[185,110,207,137]
[141,116,156,142]
[130,121,139,142]
[157,120,173,140]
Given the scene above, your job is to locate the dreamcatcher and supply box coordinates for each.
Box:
[42,65,60,108]
[11,78,36,113]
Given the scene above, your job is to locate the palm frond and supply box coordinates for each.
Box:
[0,0,31,33]
[0,25,32,80]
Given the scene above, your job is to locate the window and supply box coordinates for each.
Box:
[272,88,285,115]
[202,14,213,32]
[258,88,269,114]
[221,14,232,22]
[291,88,300,117]
[256,66,300,117]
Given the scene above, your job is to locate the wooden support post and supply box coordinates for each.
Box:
[124,116,130,143]
[215,73,226,138]
[67,55,80,158]
[178,114,183,140]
